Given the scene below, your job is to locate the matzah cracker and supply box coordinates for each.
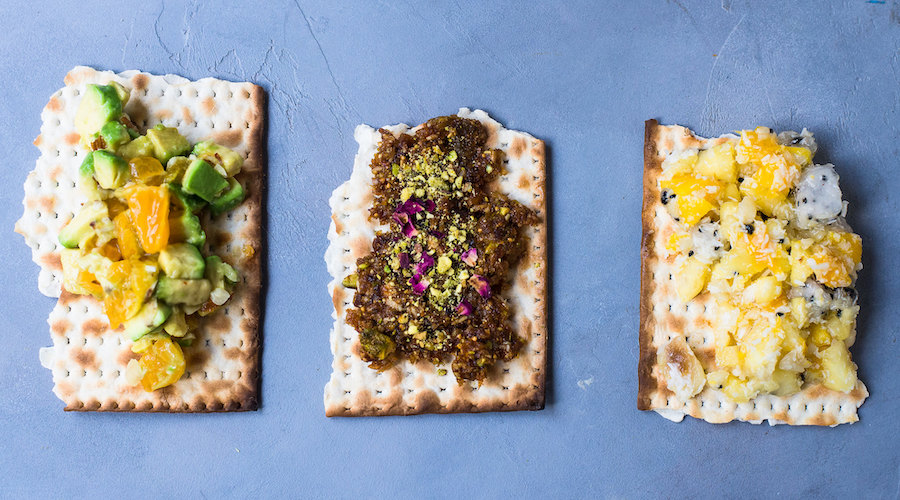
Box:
[16,66,265,411]
[324,109,547,416]
[639,120,867,425]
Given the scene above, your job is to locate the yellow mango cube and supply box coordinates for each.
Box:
[790,297,809,326]
[716,345,742,369]
[742,275,782,304]
[771,369,802,396]
[695,143,737,183]
[675,257,710,302]
[820,341,857,393]
[809,324,832,347]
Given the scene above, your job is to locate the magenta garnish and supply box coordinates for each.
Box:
[396,199,424,216]
[423,199,436,212]
[398,252,410,269]
[429,230,446,239]
[471,274,491,298]
[455,300,473,316]
[410,275,430,295]
[460,247,477,266]
[402,222,418,238]
[415,254,435,275]
[392,211,409,225]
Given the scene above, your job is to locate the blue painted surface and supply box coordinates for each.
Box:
[0,1,898,498]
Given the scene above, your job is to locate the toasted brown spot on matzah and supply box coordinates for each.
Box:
[49,165,63,182]
[332,287,345,316]
[71,348,98,370]
[224,347,245,361]
[155,109,172,121]
[46,97,62,112]
[181,107,194,125]
[117,349,139,366]
[213,231,233,246]
[39,252,61,271]
[39,196,56,212]
[349,236,371,258]
[131,74,149,91]
[205,312,232,333]
[201,97,216,116]
[509,137,527,159]
[517,174,531,191]
[214,130,242,148]
[331,214,344,235]
[51,319,72,336]
[186,348,210,371]
[33,134,43,147]
[82,318,107,337]
[64,133,80,146]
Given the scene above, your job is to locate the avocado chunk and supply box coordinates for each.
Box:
[58,201,108,249]
[182,159,229,202]
[167,181,206,214]
[168,209,206,247]
[147,125,191,164]
[118,135,154,160]
[77,152,103,200]
[74,84,123,138]
[162,307,189,337]
[205,255,239,290]
[91,150,130,189]
[210,178,246,216]
[97,121,131,151]
[165,156,192,186]
[123,299,172,341]
[193,141,244,177]
[156,276,212,306]
[159,243,205,279]
[108,81,130,107]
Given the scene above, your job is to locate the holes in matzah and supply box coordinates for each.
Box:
[176,89,183,97]
[228,91,234,98]
[439,387,446,392]
[204,371,209,379]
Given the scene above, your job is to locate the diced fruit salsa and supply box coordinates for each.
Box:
[59,82,246,391]
[660,127,862,403]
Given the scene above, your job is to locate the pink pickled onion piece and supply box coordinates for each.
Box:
[460,248,477,266]
[455,300,473,316]
[471,274,491,298]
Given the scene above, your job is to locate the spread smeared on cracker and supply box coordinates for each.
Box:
[325,109,547,416]
[17,67,264,411]
[639,120,867,425]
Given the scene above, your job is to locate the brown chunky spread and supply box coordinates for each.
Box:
[345,115,537,383]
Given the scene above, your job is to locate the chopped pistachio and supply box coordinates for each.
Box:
[342,273,358,289]
[437,255,453,273]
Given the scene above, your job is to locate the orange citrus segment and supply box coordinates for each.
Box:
[139,337,186,391]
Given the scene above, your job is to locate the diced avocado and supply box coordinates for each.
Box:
[147,125,191,164]
[168,209,206,247]
[210,178,246,216]
[159,243,205,279]
[118,135,154,160]
[167,181,206,214]
[97,121,131,151]
[165,156,192,185]
[182,159,229,202]
[74,84,123,137]
[77,152,102,200]
[205,255,239,290]
[123,299,172,341]
[108,81,130,107]
[176,333,196,347]
[58,201,108,249]
[162,307,189,337]
[91,150,129,189]
[156,276,212,306]
[193,141,244,177]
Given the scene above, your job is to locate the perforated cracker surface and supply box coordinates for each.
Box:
[16,66,265,411]
[324,109,547,416]
[638,120,867,425]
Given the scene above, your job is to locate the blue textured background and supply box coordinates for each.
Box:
[1,1,898,498]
